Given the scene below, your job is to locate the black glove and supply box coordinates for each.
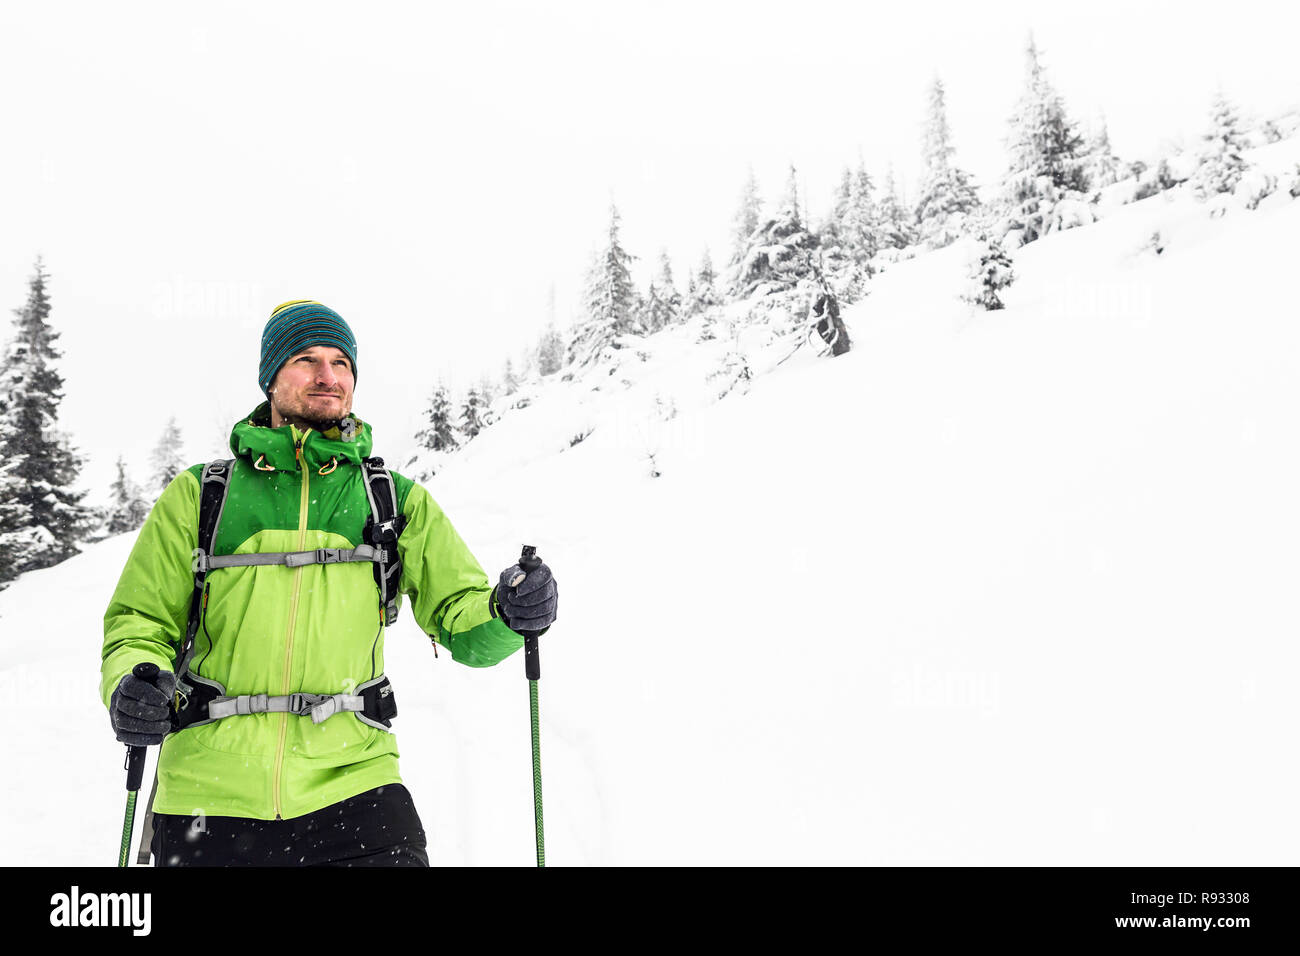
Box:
[109,669,176,747]
[494,561,558,634]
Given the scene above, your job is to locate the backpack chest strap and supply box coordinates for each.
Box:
[191,544,383,573]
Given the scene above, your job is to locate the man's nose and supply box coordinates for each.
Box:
[314,363,341,388]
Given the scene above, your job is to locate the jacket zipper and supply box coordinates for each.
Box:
[272,425,312,819]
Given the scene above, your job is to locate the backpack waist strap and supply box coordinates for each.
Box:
[174,673,397,731]
[208,691,366,724]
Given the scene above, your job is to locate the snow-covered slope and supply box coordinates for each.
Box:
[4,137,1299,865]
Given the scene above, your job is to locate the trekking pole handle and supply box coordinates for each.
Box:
[124,662,159,792]
[513,545,544,680]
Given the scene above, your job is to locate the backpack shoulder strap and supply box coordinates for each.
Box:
[360,456,408,626]
[181,459,235,665]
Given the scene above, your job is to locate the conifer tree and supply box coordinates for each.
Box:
[915,77,982,248]
[460,387,485,440]
[503,357,519,395]
[696,249,719,296]
[726,166,763,292]
[0,258,94,585]
[536,322,565,375]
[656,251,682,326]
[686,248,722,319]
[106,456,151,534]
[876,166,918,250]
[962,233,1016,311]
[569,204,638,367]
[149,416,186,496]
[1190,91,1250,203]
[1002,37,1090,244]
[840,161,879,274]
[1084,115,1123,191]
[534,284,565,375]
[818,169,860,296]
[640,282,675,334]
[734,165,818,297]
[415,383,459,453]
[0,461,34,585]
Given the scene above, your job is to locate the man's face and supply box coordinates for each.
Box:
[267,344,355,431]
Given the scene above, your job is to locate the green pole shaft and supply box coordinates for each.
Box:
[119,790,138,868]
[516,544,547,867]
[530,678,545,867]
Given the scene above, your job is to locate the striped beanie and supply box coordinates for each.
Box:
[259,300,358,396]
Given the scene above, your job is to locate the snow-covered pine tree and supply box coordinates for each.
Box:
[503,357,519,395]
[106,455,151,534]
[876,166,918,250]
[962,233,1016,311]
[536,321,565,375]
[415,382,459,452]
[819,168,867,301]
[1084,114,1123,191]
[1002,37,1091,245]
[840,160,880,276]
[726,166,763,296]
[689,249,725,341]
[640,281,675,335]
[0,258,94,585]
[1190,91,1250,205]
[568,204,638,367]
[149,416,186,497]
[734,164,818,298]
[685,248,722,318]
[460,387,484,441]
[656,251,682,326]
[696,249,720,301]
[823,166,853,251]
[915,77,982,249]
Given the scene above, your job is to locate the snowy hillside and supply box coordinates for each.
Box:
[4,134,1300,865]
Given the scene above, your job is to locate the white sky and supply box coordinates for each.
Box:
[1,0,1297,497]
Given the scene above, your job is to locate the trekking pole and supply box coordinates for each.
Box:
[512,545,546,867]
[118,662,159,867]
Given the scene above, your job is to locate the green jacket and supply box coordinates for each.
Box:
[100,402,522,820]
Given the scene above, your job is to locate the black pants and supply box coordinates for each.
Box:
[151,784,429,867]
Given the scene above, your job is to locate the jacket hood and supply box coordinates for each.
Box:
[230,400,374,472]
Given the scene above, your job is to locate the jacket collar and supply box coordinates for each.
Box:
[230,401,374,472]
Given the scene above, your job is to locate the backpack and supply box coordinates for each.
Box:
[171,455,406,732]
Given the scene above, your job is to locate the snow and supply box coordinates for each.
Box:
[4,135,1300,865]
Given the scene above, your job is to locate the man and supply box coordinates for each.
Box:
[101,299,557,866]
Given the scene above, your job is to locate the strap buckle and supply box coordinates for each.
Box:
[370,518,401,546]
[191,548,209,574]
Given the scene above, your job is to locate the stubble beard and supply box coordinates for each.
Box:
[270,392,350,433]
